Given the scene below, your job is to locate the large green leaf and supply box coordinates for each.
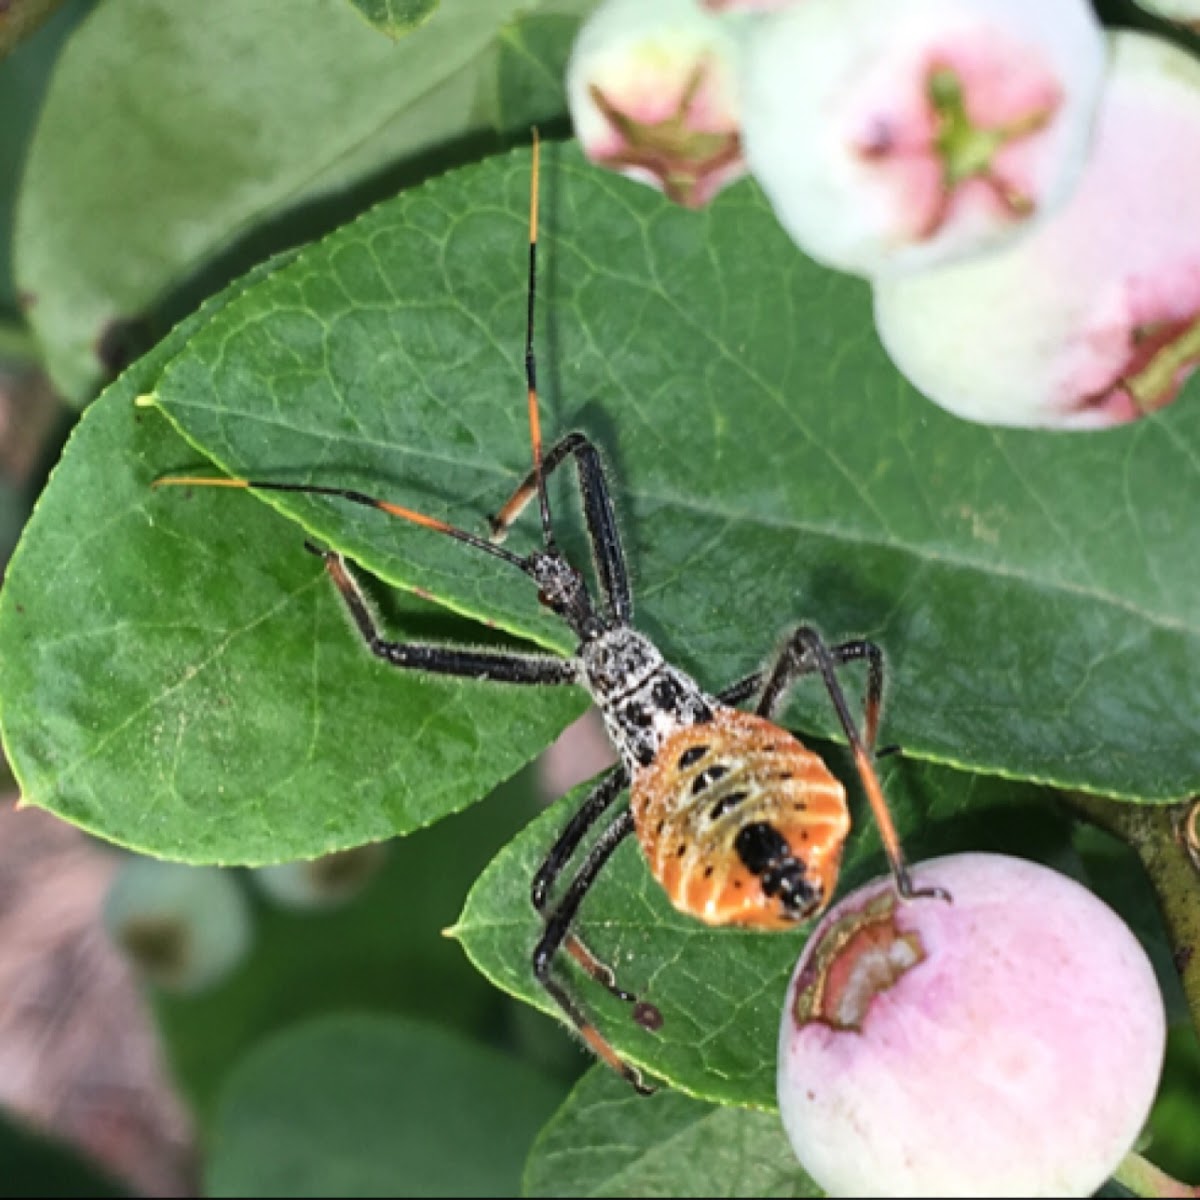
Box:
[452,752,1073,1108]
[151,143,1200,803]
[524,1067,818,1198]
[0,262,583,860]
[15,0,590,402]
[154,771,544,1125]
[204,1013,566,1197]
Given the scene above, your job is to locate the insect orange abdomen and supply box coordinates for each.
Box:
[630,708,851,929]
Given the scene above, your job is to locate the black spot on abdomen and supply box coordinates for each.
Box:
[710,790,749,821]
[690,764,729,795]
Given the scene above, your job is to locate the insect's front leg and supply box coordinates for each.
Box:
[309,544,579,685]
[487,432,632,624]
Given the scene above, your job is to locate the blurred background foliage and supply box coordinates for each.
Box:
[0,1,1196,1196]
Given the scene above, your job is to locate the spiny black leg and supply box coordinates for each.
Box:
[532,765,636,1003]
[532,676,768,1004]
[533,675,759,918]
[533,809,655,1093]
[307,544,579,686]
[532,765,628,911]
[755,626,948,907]
[757,636,885,751]
[717,672,763,709]
[488,433,632,624]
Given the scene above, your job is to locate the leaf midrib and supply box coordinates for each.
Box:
[156,393,1198,645]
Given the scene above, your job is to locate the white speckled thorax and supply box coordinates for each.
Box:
[579,628,715,771]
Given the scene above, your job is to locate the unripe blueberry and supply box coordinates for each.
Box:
[567,0,746,208]
[875,32,1200,427]
[103,858,253,994]
[251,843,389,911]
[777,853,1165,1197]
[741,0,1106,277]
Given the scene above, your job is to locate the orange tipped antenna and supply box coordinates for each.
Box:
[525,129,554,548]
[153,474,529,569]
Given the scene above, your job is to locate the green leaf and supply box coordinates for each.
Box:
[524,1067,819,1198]
[452,751,1071,1108]
[153,143,1200,803]
[155,772,545,1124]
[0,0,90,317]
[0,260,583,860]
[346,0,438,38]
[204,1013,566,1198]
[16,0,590,402]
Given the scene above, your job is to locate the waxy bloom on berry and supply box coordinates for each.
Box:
[701,1,799,11]
[105,859,253,994]
[741,0,1106,277]
[567,0,746,208]
[778,853,1165,1197]
[876,32,1200,428]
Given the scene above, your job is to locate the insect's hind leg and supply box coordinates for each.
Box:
[488,433,632,624]
[756,636,885,750]
[309,545,578,685]
[532,808,656,1093]
[531,765,647,1008]
[531,667,757,1011]
[753,626,947,906]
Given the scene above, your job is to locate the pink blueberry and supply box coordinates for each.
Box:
[741,0,1106,276]
[778,853,1165,1197]
[567,0,746,208]
[875,32,1200,427]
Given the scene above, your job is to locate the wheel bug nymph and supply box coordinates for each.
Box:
[156,133,946,1093]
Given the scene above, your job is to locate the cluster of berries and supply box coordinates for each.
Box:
[569,0,1200,430]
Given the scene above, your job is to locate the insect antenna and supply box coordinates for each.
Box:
[151,475,529,571]
[491,128,558,551]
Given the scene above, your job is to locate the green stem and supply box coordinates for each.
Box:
[1113,1150,1199,1198]
[1063,793,1200,1040]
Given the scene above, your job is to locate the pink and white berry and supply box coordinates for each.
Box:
[875,32,1200,428]
[741,0,1106,277]
[701,1,799,11]
[567,0,746,209]
[104,858,253,994]
[777,853,1165,1197]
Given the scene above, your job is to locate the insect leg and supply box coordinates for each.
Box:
[488,432,632,624]
[532,808,655,1093]
[756,637,884,750]
[717,672,764,708]
[755,627,946,905]
[311,545,579,685]
[534,675,764,997]
[531,765,646,1006]
[532,765,628,909]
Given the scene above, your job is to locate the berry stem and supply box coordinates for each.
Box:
[1064,793,1200,1053]
[1112,1150,1199,1198]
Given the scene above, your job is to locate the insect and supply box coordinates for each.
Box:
[156,133,944,1093]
